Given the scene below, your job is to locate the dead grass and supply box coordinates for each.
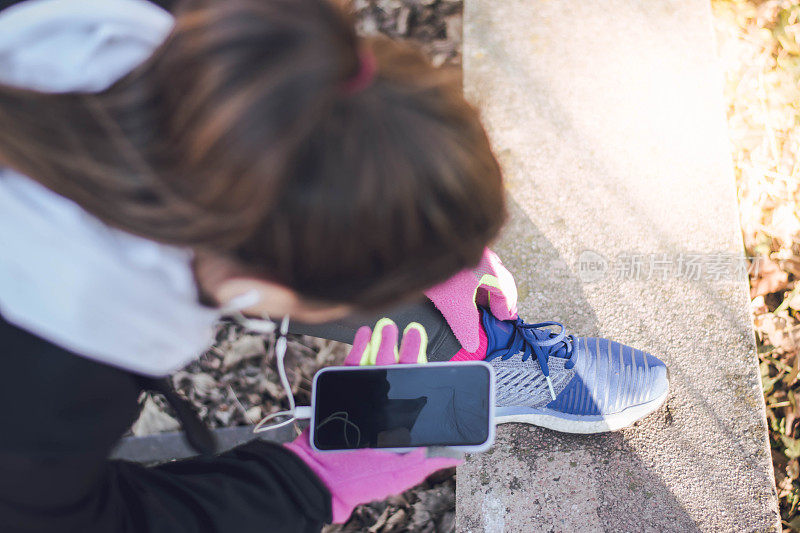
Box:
[713,1,800,529]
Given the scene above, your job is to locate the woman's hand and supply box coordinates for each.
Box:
[284,318,462,524]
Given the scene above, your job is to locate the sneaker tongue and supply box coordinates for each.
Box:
[487,312,517,350]
[481,308,570,359]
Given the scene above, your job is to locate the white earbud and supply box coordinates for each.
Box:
[221,289,262,313]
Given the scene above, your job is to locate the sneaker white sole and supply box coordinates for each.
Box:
[493,385,670,434]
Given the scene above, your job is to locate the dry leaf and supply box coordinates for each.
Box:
[751,257,790,298]
[131,396,180,436]
[222,335,265,370]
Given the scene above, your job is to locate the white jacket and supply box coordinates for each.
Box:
[0,0,225,376]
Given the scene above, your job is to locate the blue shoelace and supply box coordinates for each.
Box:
[484,317,577,400]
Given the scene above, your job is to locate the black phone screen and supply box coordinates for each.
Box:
[312,364,491,450]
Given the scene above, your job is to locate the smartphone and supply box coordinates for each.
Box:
[310,362,495,453]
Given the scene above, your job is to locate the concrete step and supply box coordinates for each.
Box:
[457,1,780,531]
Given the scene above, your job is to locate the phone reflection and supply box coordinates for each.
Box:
[314,366,489,450]
[316,370,427,448]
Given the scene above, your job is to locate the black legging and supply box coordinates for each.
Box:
[289,300,462,362]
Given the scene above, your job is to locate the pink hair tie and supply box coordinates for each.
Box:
[343,48,377,94]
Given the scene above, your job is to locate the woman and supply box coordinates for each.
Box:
[0,0,669,531]
[0,0,503,531]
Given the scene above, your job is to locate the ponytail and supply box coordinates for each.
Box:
[0,0,506,309]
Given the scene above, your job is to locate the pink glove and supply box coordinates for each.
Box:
[284,319,462,523]
[424,247,518,354]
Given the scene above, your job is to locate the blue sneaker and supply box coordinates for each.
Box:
[481,308,669,433]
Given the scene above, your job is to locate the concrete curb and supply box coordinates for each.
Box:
[111,424,298,464]
[457,0,780,530]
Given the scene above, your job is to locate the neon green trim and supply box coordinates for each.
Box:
[402,322,429,363]
[477,273,501,289]
[477,273,502,307]
[363,317,398,365]
[359,340,373,366]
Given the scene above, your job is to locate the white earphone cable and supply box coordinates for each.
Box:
[253,315,299,433]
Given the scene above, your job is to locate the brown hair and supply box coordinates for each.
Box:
[0,0,505,309]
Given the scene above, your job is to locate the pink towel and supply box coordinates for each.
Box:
[425,248,517,353]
